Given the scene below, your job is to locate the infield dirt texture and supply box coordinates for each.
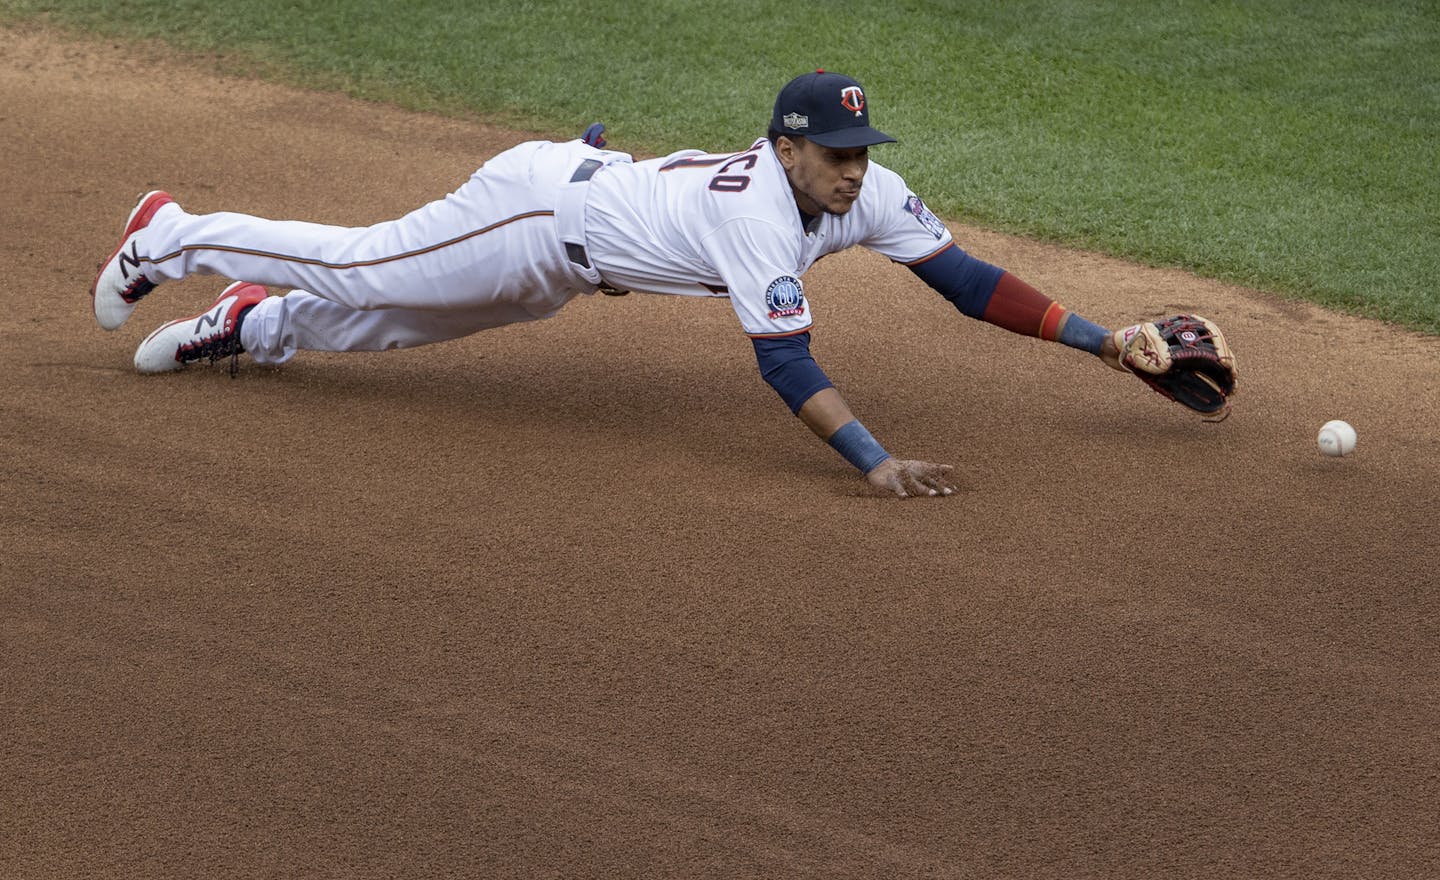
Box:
[3,25,1439,880]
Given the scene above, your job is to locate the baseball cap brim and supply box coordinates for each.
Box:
[805,126,897,148]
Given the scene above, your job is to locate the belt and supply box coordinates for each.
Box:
[559,158,628,296]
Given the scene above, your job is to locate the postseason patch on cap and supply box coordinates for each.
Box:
[904,195,946,240]
[765,275,806,319]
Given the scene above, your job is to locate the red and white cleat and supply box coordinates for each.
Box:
[133,281,268,374]
[91,190,176,331]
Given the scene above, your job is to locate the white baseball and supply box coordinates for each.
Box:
[1317,419,1357,457]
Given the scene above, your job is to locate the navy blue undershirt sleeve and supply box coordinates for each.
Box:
[907,244,1005,319]
[752,332,835,414]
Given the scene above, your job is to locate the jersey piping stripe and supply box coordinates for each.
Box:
[901,242,953,267]
[144,210,554,271]
[747,325,814,339]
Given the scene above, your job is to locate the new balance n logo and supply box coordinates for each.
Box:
[118,240,143,278]
[194,306,226,334]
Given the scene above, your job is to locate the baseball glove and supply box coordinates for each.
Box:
[581,122,607,149]
[1113,314,1237,417]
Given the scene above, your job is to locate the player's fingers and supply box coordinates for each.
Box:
[908,461,957,496]
[886,471,911,498]
[897,464,940,498]
[924,474,956,496]
[931,465,957,495]
[919,462,955,484]
[867,460,956,498]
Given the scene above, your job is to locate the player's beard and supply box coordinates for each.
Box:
[794,181,861,216]
[827,186,861,214]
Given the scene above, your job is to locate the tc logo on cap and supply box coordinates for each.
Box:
[770,71,896,147]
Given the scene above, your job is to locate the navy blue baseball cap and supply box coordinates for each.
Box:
[771,70,896,148]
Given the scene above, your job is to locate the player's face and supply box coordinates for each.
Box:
[777,137,869,216]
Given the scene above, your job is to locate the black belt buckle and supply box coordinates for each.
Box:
[564,242,591,269]
[570,158,603,183]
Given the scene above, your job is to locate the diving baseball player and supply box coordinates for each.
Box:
[89,70,1236,498]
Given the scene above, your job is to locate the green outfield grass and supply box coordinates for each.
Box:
[5,0,1437,331]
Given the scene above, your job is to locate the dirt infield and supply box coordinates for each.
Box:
[3,25,1438,879]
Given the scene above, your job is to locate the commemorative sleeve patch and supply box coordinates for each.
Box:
[904,195,947,240]
[765,275,806,319]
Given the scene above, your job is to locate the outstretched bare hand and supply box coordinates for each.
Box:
[865,458,957,498]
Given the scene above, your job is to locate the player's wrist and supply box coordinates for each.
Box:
[828,419,891,473]
[1099,332,1127,371]
[1057,312,1110,356]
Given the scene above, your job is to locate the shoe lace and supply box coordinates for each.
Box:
[178,332,245,378]
[180,304,254,378]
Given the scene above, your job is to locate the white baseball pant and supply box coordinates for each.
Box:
[134,140,608,365]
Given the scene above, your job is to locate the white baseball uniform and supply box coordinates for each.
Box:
[131,136,953,364]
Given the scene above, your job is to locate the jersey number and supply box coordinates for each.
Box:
[662,151,759,193]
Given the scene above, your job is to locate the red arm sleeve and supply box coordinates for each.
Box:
[980,271,1068,342]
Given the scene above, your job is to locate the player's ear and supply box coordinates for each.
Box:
[775,135,802,169]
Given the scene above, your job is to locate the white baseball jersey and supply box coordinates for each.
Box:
[584,137,954,337]
[129,137,953,363]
